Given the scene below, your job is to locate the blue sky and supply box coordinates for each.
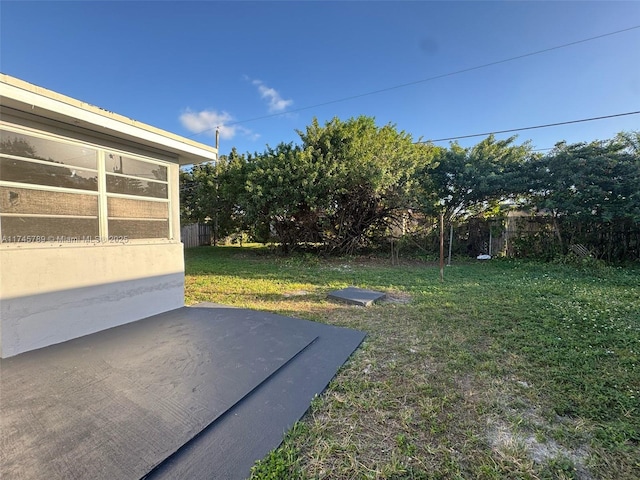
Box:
[2,1,639,157]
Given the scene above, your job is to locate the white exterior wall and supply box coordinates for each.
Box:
[0,74,218,358]
[0,243,184,357]
[0,125,189,358]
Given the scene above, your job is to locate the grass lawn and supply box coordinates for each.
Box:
[185,246,639,479]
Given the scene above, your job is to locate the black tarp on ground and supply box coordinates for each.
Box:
[1,304,364,480]
[145,306,366,480]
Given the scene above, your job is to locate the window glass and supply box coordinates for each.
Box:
[0,130,97,170]
[105,153,167,181]
[0,127,171,242]
[106,174,167,198]
[0,157,99,191]
[0,187,98,216]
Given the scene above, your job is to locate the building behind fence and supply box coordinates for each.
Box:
[454,212,639,261]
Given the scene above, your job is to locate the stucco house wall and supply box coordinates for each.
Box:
[0,75,217,357]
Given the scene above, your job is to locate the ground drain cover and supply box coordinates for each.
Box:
[328,286,386,306]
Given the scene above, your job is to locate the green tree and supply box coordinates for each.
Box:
[417,134,533,221]
[298,116,435,253]
[241,116,435,253]
[531,136,640,223]
[527,133,640,259]
[243,142,312,251]
[179,147,249,243]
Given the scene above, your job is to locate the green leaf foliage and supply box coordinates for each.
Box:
[242,116,436,253]
[532,137,640,223]
[180,147,249,243]
[296,116,436,253]
[415,134,534,222]
[179,120,639,261]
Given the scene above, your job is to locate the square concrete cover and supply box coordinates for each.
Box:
[328,286,386,306]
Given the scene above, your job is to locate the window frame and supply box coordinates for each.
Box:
[0,123,174,246]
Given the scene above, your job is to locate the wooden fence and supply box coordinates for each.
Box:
[181,223,212,248]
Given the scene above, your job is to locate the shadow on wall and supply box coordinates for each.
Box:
[0,273,185,358]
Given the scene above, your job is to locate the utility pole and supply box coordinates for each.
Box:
[213,128,220,246]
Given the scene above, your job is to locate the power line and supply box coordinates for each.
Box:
[187,25,640,137]
[418,111,640,143]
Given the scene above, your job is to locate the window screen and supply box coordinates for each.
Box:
[1,127,172,243]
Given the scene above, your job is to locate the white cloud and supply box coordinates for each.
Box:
[179,109,257,141]
[251,79,293,113]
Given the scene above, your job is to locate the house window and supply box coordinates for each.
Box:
[0,126,171,243]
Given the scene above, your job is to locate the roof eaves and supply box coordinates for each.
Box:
[0,74,218,165]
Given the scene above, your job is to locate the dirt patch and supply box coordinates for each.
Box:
[456,375,593,478]
[382,291,413,304]
[487,418,592,479]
